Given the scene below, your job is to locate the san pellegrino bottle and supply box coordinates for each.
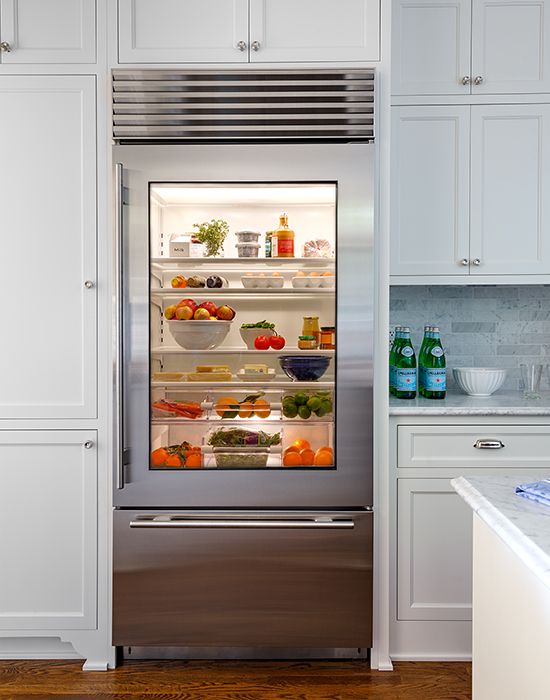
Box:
[389,326,404,396]
[423,326,446,399]
[395,327,417,400]
[418,325,433,397]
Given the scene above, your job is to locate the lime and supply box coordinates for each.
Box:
[294,392,308,406]
[320,399,332,414]
[298,405,312,420]
[306,396,321,411]
[315,405,327,418]
[283,404,298,419]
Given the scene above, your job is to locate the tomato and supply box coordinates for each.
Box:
[269,335,286,350]
[254,335,271,350]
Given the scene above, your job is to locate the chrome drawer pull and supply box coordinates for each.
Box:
[130,518,355,529]
[473,439,505,450]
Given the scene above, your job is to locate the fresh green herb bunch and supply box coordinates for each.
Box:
[192,219,229,257]
[240,320,276,330]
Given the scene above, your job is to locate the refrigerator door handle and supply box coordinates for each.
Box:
[114,163,125,490]
[129,517,355,529]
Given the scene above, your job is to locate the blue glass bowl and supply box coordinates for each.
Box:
[279,355,332,382]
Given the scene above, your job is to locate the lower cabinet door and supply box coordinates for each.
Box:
[113,510,372,648]
[0,431,97,630]
[397,479,472,621]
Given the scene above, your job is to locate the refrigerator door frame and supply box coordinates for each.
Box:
[113,144,373,508]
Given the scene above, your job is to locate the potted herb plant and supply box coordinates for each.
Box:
[192,219,229,257]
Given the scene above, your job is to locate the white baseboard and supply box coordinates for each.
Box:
[0,637,81,660]
[390,653,472,662]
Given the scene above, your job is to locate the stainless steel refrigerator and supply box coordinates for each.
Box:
[112,69,375,655]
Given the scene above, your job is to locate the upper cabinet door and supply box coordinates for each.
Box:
[470,105,550,275]
[391,106,471,276]
[392,0,472,95]
[0,0,96,64]
[118,0,249,63]
[249,0,380,63]
[0,76,96,418]
[472,0,550,93]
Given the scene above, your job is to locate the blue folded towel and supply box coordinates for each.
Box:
[516,479,550,506]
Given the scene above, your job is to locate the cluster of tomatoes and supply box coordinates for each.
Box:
[254,334,286,350]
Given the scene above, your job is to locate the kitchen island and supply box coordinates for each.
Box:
[452,475,550,700]
[389,391,550,416]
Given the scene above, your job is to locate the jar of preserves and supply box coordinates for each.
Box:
[265,230,273,258]
[320,326,335,350]
[302,316,320,346]
[273,213,295,258]
[298,335,317,350]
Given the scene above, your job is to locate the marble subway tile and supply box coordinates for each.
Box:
[451,321,497,333]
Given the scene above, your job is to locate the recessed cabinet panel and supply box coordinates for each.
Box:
[0,76,96,418]
[397,479,472,621]
[0,0,96,63]
[249,0,380,62]
[391,106,470,276]
[470,105,550,275]
[392,0,471,95]
[118,0,248,63]
[472,0,550,93]
[0,431,97,630]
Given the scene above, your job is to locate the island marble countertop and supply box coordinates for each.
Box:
[389,391,550,416]
[452,474,550,590]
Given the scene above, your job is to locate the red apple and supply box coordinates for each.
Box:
[177,298,197,314]
[194,307,211,320]
[175,305,194,320]
[199,301,218,316]
[164,304,178,320]
[216,304,236,321]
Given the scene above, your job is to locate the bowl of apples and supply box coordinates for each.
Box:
[165,298,236,350]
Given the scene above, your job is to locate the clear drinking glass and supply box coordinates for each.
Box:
[520,364,544,399]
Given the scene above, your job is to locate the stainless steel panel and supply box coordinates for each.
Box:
[113,143,373,509]
[113,509,373,648]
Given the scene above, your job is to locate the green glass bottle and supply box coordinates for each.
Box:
[395,327,417,400]
[389,326,403,396]
[423,326,446,399]
[418,325,432,397]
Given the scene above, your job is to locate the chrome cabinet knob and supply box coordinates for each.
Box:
[461,76,471,85]
[0,41,11,52]
[84,280,94,289]
[474,76,484,85]
[472,258,481,266]
[474,439,504,449]
[251,41,261,51]
[84,440,94,449]
[459,258,469,266]
[236,40,247,51]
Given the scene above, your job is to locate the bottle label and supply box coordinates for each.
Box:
[431,346,444,357]
[271,236,278,257]
[401,346,414,357]
[277,238,294,256]
[395,368,417,392]
[424,368,446,391]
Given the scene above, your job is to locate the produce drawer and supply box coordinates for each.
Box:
[397,425,550,469]
[113,509,372,648]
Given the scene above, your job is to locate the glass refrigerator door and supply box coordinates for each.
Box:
[149,183,336,473]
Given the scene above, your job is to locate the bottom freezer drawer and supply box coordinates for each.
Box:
[113,510,372,648]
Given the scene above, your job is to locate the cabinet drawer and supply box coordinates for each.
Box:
[398,425,550,469]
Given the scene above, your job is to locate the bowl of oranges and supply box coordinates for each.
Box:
[282,438,334,467]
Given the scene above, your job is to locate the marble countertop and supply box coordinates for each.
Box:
[452,474,550,590]
[389,391,550,416]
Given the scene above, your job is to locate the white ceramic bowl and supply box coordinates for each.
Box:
[241,275,284,289]
[168,319,231,350]
[452,367,507,397]
[239,326,275,349]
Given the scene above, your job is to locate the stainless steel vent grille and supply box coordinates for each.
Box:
[112,69,375,144]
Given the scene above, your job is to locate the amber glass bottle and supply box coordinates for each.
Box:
[274,213,295,258]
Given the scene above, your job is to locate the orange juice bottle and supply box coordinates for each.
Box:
[274,213,295,258]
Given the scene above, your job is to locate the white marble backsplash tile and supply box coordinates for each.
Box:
[390,285,550,391]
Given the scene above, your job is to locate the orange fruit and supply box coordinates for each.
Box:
[185,453,202,468]
[283,451,302,467]
[292,438,311,451]
[284,446,300,455]
[151,447,168,467]
[238,401,255,418]
[317,446,333,455]
[300,448,315,466]
[253,398,271,418]
[215,396,239,418]
[313,449,333,467]
[165,453,183,468]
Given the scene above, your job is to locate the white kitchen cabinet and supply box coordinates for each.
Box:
[393,0,550,94]
[392,0,471,95]
[0,76,96,418]
[248,0,379,63]
[391,106,471,276]
[0,431,97,630]
[470,104,550,275]
[397,478,473,621]
[118,0,379,64]
[391,104,550,278]
[0,0,96,64]
[118,0,249,64]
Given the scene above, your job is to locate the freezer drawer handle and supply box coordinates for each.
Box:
[473,439,505,450]
[129,517,355,529]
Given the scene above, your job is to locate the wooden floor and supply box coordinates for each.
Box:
[0,659,471,699]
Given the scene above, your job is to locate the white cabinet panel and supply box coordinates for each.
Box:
[470,105,550,275]
[118,0,248,63]
[391,106,470,276]
[472,0,550,94]
[0,431,97,630]
[0,76,96,418]
[397,479,472,621]
[249,0,379,62]
[0,0,96,63]
[392,0,471,95]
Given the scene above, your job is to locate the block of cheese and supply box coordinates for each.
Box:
[195,365,231,374]
[242,364,270,374]
[152,372,186,382]
[188,371,232,382]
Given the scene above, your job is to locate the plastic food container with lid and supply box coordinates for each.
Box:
[235,230,261,243]
[235,242,261,258]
